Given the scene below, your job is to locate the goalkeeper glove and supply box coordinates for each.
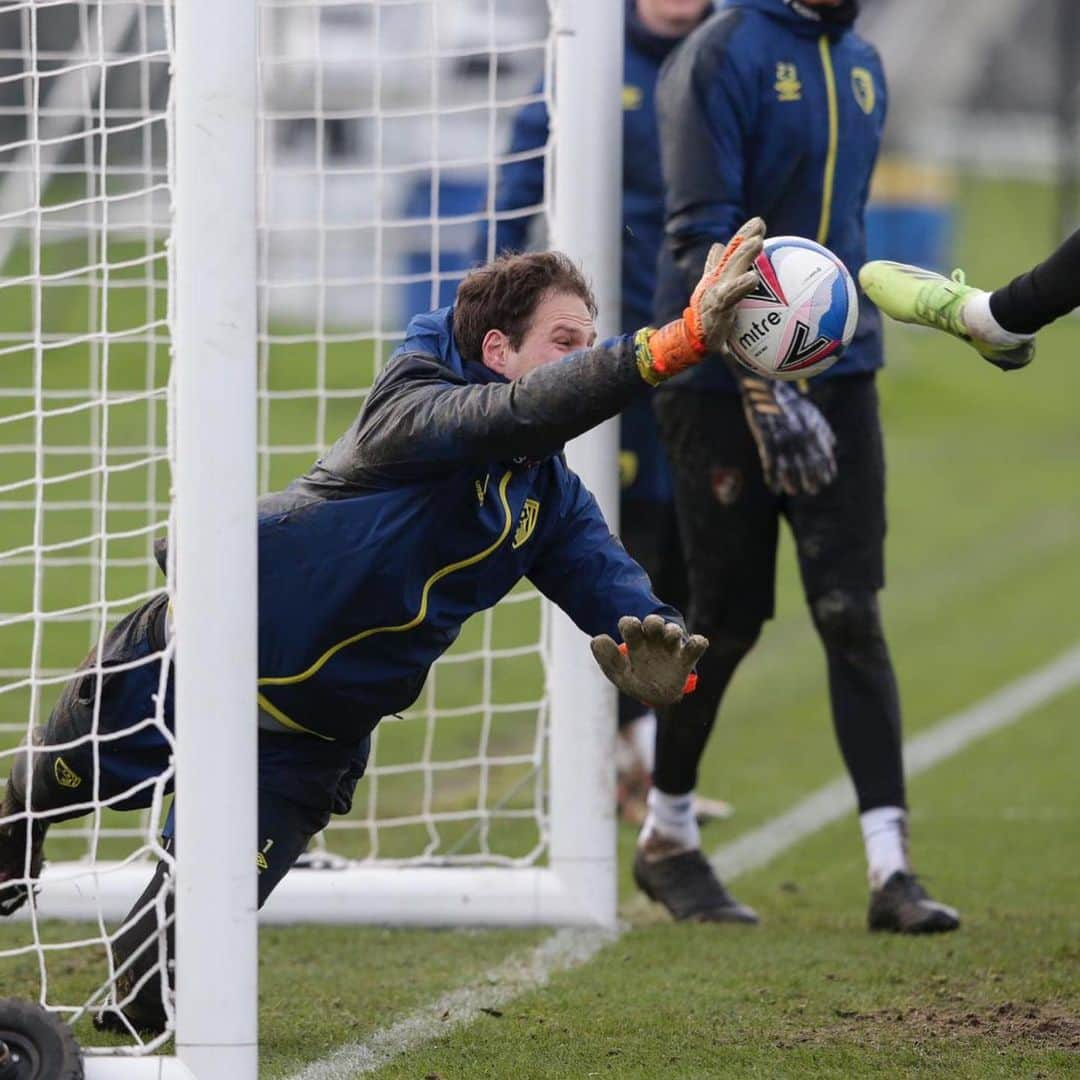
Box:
[590,615,708,707]
[738,374,837,496]
[635,217,765,386]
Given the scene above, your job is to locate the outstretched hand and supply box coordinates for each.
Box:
[693,217,768,354]
[635,218,766,385]
[590,614,708,707]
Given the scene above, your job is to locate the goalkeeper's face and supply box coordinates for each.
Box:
[482,290,597,381]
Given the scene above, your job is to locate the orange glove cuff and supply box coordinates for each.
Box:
[636,231,753,386]
[635,321,705,385]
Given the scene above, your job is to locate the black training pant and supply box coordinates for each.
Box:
[652,373,905,813]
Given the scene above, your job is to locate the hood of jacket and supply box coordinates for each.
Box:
[725,0,857,37]
[391,305,507,386]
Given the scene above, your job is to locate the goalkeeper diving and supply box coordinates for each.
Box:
[0,219,766,1034]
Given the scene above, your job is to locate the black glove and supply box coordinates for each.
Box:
[737,374,837,496]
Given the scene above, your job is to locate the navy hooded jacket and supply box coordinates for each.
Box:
[250,309,679,743]
[654,0,887,392]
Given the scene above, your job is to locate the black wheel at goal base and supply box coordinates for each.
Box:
[0,999,83,1080]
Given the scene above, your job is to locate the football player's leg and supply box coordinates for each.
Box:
[790,375,901,814]
[96,733,370,1035]
[791,375,958,933]
[635,389,772,924]
[984,226,1080,336]
[0,593,173,916]
[858,260,1034,371]
[95,793,334,1037]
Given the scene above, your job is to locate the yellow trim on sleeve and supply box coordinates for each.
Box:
[816,35,838,246]
[257,470,516,715]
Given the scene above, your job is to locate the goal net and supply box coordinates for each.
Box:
[0,0,620,1070]
[258,0,555,874]
[247,0,622,929]
[0,0,186,1062]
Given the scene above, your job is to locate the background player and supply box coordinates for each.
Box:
[0,224,763,1032]
[479,0,735,823]
[635,0,960,933]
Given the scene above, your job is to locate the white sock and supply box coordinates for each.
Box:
[860,806,909,888]
[627,710,656,775]
[962,290,1035,346]
[640,787,699,851]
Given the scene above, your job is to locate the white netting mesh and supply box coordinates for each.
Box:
[0,0,177,1051]
[257,0,554,868]
[0,0,556,1053]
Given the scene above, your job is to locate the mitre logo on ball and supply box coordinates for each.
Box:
[727,236,858,381]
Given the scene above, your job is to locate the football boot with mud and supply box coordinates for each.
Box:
[867,870,960,934]
[633,835,758,924]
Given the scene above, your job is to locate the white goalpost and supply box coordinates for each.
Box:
[0,0,621,1071]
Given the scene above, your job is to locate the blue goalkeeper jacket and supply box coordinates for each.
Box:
[654,0,887,392]
[251,309,679,743]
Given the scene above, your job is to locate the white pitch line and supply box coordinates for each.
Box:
[286,643,1080,1080]
[711,642,1080,881]
[283,926,618,1080]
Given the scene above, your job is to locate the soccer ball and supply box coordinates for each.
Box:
[727,236,858,381]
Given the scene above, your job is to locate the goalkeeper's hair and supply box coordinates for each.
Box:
[453,251,598,363]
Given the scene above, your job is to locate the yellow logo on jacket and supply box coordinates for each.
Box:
[622,85,643,111]
[54,756,81,789]
[512,499,540,549]
[775,62,801,103]
[851,67,875,114]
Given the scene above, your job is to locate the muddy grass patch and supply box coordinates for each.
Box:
[774,1001,1080,1052]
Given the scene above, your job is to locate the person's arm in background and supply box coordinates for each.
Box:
[473,83,549,263]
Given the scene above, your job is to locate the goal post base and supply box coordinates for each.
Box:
[262,864,617,927]
[83,1057,197,1079]
[24,861,616,929]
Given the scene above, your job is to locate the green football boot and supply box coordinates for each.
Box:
[859,260,1034,371]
